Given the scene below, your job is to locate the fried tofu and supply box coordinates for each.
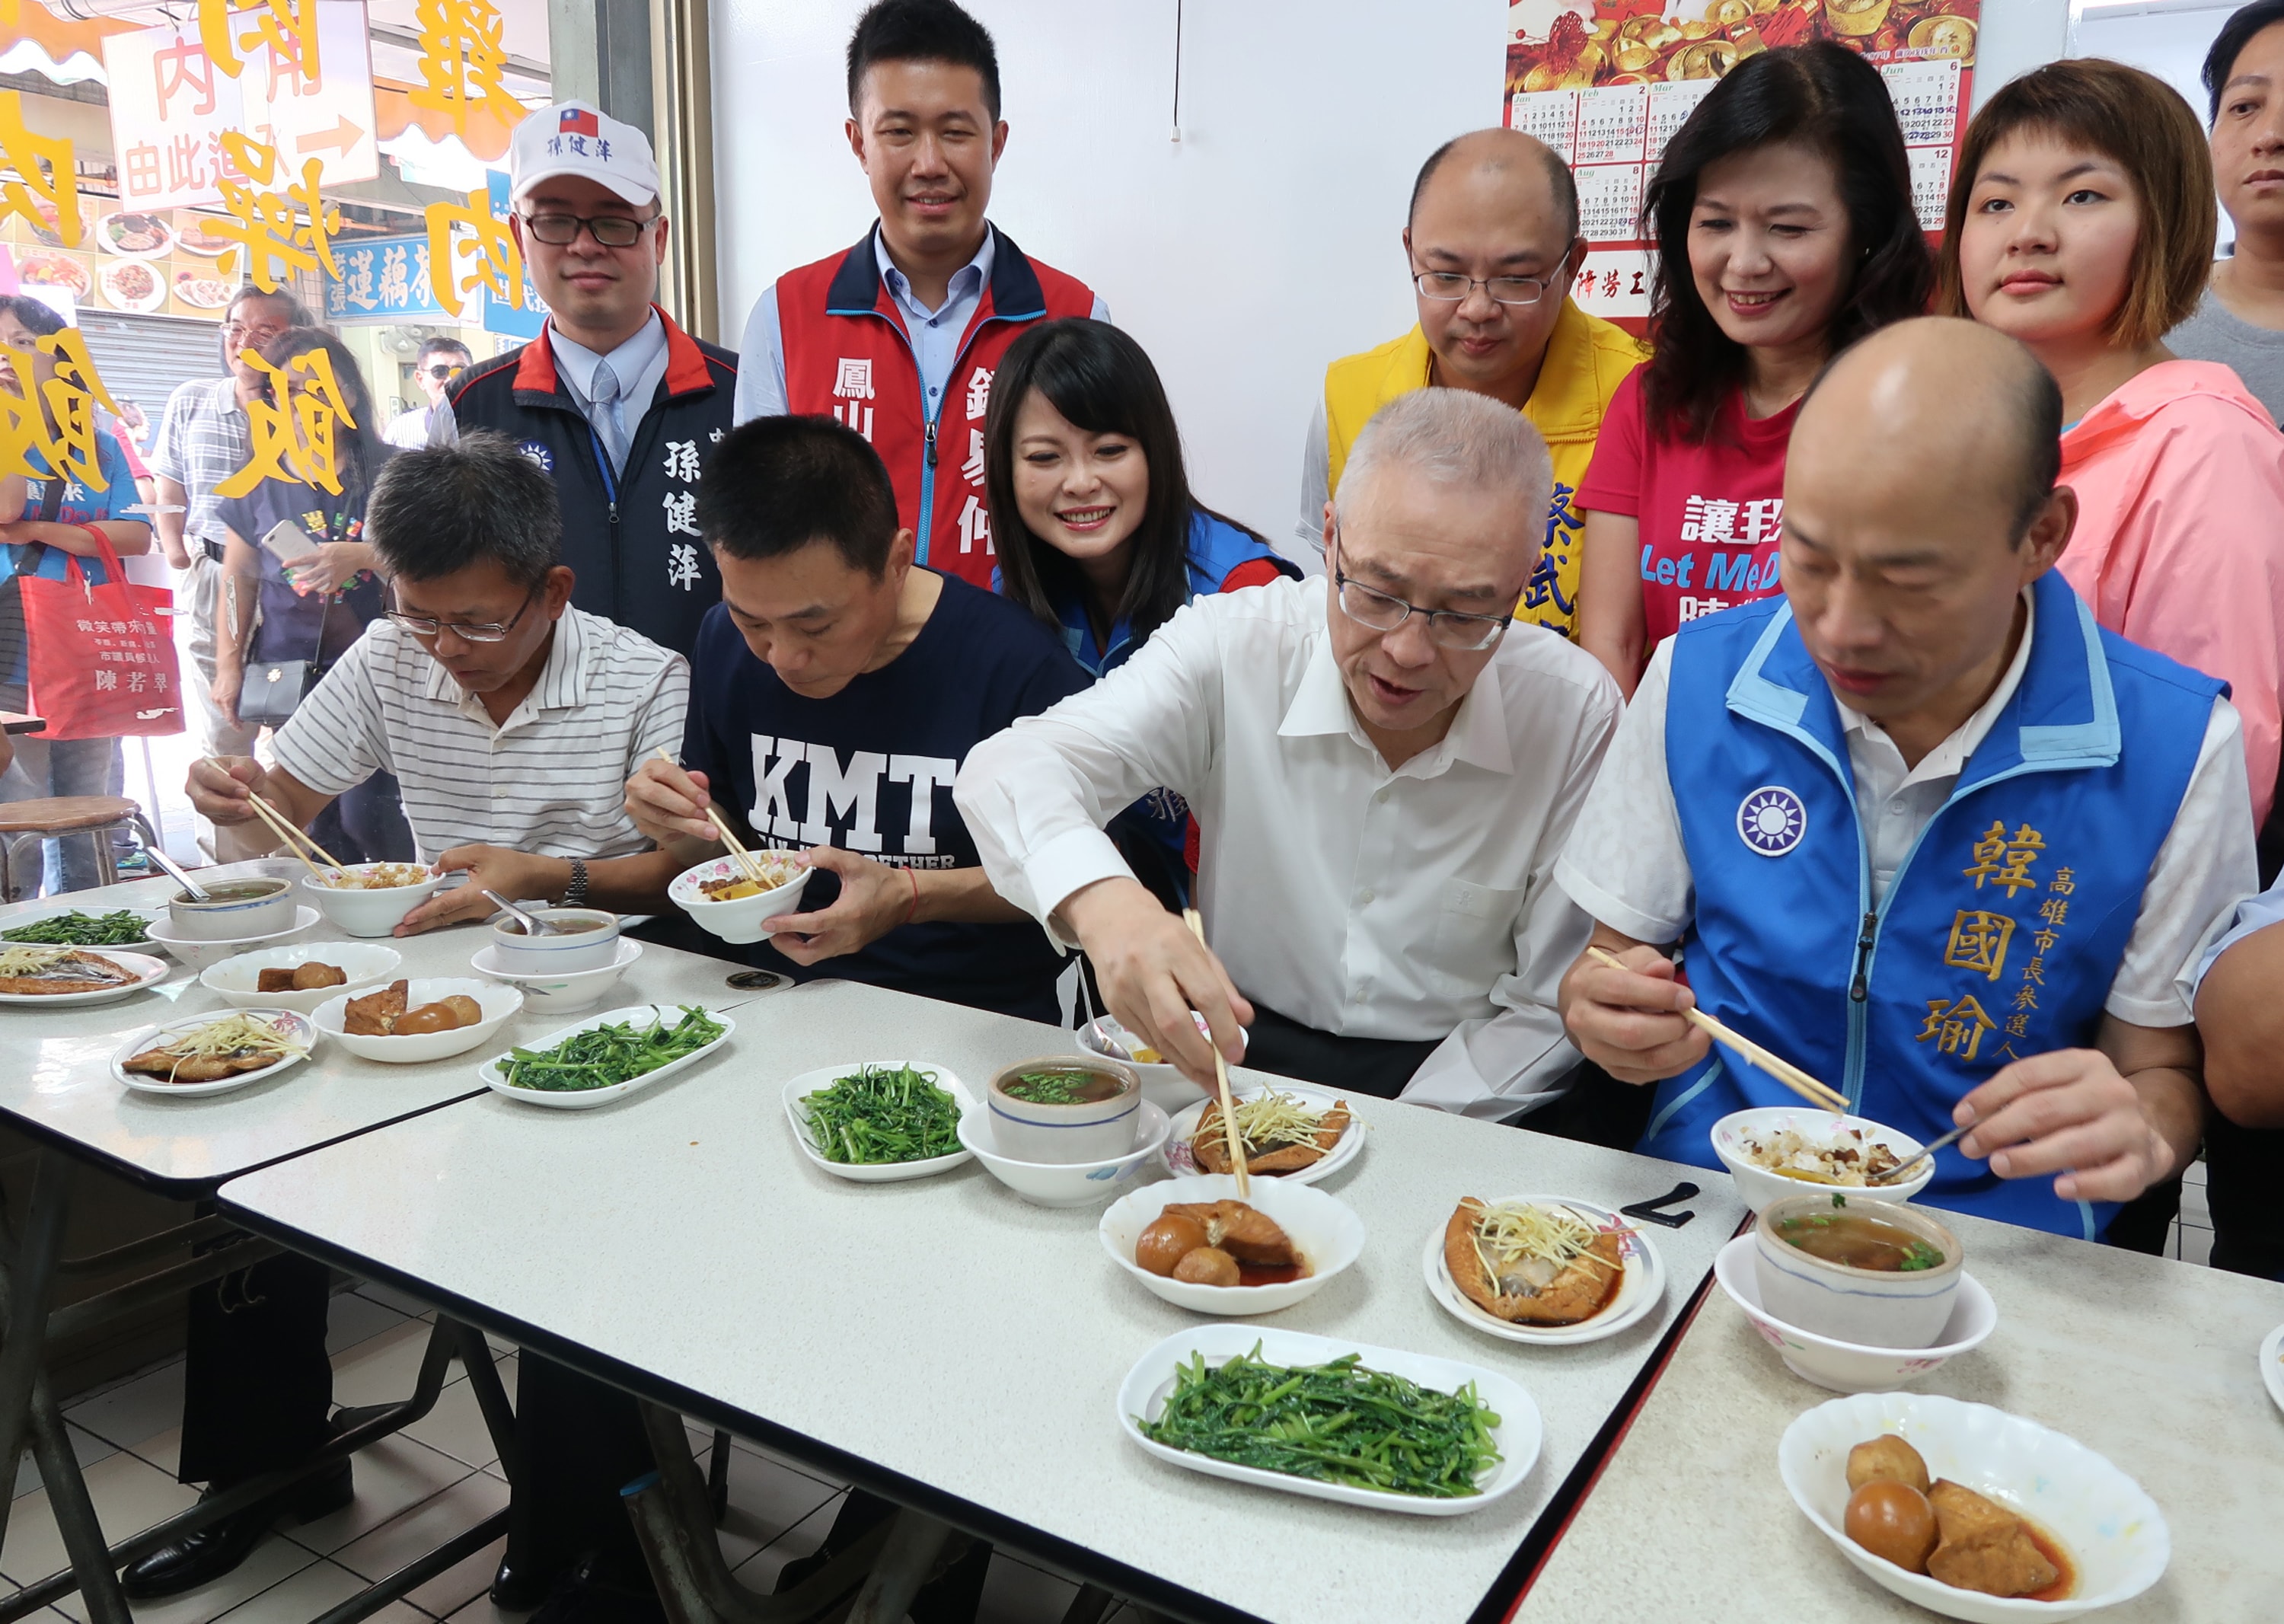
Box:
[343,979,409,1036]
[257,968,295,992]
[1926,1481,2059,1597]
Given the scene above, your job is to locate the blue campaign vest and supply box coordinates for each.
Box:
[1047,509,1300,678]
[1638,571,2221,1240]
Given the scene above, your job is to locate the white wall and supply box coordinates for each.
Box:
[710,0,1508,552]
[2071,1,2238,117]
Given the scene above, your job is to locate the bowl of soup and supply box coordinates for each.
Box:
[167,876,297,941]
[486,908,622,975]
[987,1055,1141,1164]
[1754,1193,1962,1351]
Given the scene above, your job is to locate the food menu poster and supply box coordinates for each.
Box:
[1504,1,1982,321]
[1,198,246,322]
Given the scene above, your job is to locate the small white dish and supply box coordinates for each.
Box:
[2260,1322,2284,1419]
[1756,1193,1961,1349]
[959,1099,1169,1208]
[1711,1105,1934,1211]
[0,949,171,1007]
[479,1003,735,1109]
[1714,1234,1996,1393]
[166,876,298,940]
[145,905,321,970]
[110,1010,315,1097]
[470,938,643,1013]
[1779,1392,2169,1621]
[781,1061,978,1182]
[311,977,522,1062]
[0,903,166,956]
[1100,1173,1364,1316]
[199,941,402,1013]
[486,907,622,975]
[668,854,811,945]
[303,866,450,937]
[1118,1322,1541,1517]
[1421,1195,1665,1346]
[1161,1080,1363,1186]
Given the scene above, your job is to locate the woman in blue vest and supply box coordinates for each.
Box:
[984,317,1298,904]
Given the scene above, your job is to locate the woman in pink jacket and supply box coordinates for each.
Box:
[1942,58,2284,830]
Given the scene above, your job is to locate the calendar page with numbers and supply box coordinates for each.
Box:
[1503,1,1980,324]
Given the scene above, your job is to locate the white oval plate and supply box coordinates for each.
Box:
[783,1062,977,1182]
[1779,1392,2170,1621]
[199,940,403,1013]
[479,1003,735,1109]
[110,1009,315,1097]
[1118,1322,1541,1517]
[2261,1322,2284,1420]
[0,904,166,956]
[1160,1079,1363,1186]
[0,949,172,1007]
[1421,1195,1664,1346]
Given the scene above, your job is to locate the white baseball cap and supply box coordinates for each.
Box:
[509,100,660,208]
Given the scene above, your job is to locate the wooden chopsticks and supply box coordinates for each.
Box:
[1182,908,1249,1198]
[654,746,765,885]
[206,759,345,882]
[1587,945,1849,1114]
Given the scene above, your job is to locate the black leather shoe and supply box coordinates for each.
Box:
[120,1460,352,1600]
[490,1556,560,1612]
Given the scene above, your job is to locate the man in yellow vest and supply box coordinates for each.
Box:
[1299,128,1643,639]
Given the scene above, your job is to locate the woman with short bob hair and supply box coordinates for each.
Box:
[1574,41,1932,694]
[1942,57,2284,834]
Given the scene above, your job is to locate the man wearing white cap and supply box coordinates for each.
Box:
[447,99,738,659]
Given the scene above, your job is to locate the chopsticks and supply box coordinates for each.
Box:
[205,758,345,882]
[1181,907,1249,1198]
[1587,946,1849,1114]
[654,746,765,885]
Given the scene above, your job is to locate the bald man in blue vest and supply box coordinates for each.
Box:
[1555,317,2258,1241]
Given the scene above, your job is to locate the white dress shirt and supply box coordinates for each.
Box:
[955,575,1622,1118]
[1557,591,2257,1028]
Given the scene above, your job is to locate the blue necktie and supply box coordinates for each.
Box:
[590,358,629,473]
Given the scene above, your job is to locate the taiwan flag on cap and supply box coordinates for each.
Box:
[559,107,600,138]
[510,99,660,208]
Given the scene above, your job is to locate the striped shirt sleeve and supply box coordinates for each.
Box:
[270,637,391,796]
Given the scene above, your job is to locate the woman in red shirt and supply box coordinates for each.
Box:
[1577,42,1932,695]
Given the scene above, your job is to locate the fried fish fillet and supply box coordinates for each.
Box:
[121,1047,279,1083]
[1444,1198,1625,1326]
[1194,1100,1351,1175]
[0,952,132,996]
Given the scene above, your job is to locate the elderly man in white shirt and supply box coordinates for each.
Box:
[956,388,1620,1113]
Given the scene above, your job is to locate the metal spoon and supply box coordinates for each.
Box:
[140,842,212,902]
[1871,1123,1970,1185]
[482,889,560,937]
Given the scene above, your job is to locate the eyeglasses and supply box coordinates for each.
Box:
[424,362,466,381]
[384,585,538,644]
[224,317,288,342]
[521,211,657,248]
[1412,270,1557,308]
[1330,532,1514,652]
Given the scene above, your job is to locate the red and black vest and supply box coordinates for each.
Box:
[775,225,1096,589]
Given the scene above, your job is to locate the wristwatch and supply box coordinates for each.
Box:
[563,857,589,908]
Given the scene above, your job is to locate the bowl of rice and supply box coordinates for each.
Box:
[1711,1107,1933,1212]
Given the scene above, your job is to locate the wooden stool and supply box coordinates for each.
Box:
[0,796,159,901]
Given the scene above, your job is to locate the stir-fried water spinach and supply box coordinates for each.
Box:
[799,1064,961,1163]
[1135,1345,1502,1498]
[2,910,150,946]
[502,1007,726,1092]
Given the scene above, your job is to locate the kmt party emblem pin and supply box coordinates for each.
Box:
[1737,785,1807,857]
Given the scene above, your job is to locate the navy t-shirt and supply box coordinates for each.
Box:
[681,570,1089,1022]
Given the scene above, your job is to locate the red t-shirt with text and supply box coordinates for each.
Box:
[1577,369,1798,649]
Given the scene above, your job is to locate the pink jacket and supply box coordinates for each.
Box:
[2058,359,2284,828]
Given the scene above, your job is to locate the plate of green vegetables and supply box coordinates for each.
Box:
[480,1003,734,1109]
[0,906,164,954]
[1119,1325,1541,1517]
[782,1061,978,1182]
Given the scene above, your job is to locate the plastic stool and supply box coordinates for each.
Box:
[0,796,160,901]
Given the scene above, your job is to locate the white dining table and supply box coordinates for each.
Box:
[1509,1204,2284,1622]
[218,975,1745,1624]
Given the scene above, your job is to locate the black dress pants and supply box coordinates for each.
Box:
[178,1253,333,1485]
[1239,1003,1442,1099]
[502,1354,652,1587]
[2207,1114,2284,1280]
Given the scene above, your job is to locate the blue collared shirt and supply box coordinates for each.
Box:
[549,311,668,474]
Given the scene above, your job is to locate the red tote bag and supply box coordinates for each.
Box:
[18,531,184,741]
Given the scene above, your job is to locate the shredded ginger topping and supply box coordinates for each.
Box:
[1471,1202,1616,1295]
[1227,1090,1331,1150]
[158,1013,308,1062]
[0,945,104,978]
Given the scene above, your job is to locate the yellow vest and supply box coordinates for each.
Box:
[1322,299,1645,639]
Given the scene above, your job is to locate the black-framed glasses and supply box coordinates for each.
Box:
[424,362,466,381]
[521,210,657,248]
[384,585,538,644]
[1412,270,1557,308]
[1330,530,1514,652]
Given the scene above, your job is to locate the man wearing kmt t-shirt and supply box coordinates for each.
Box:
[733,0,1104,590]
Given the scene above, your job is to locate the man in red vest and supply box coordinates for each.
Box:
[734,0,1103,591]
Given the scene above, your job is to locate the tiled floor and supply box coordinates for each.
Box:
[2,1281,1142,1624]
[2165,1153,2215,1267]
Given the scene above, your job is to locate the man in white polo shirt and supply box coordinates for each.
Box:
[186,430,688,930]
